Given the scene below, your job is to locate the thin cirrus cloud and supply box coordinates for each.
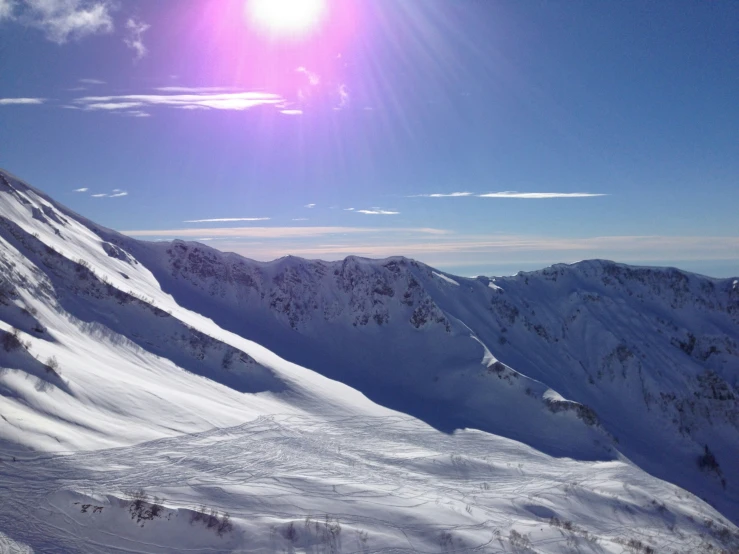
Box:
[183,217,271,223]
[356,209,400,215]
[91,190,128,198]
[73,92,284,113]
[122,226,449,239]
[478,191,607,198]
[29,87,308,117]
[408,192,474,198]
[69,78,105,91]
[73,187,88,192]
[410,191,606,198]
[0,98,45,105]
[77,102,145,111]
[155,86,236,93]
[304,203,316,208]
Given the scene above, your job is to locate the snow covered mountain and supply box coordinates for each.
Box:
[1,168,738,553]
[119,231,739,521]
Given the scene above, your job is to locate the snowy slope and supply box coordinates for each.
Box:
[477,262,739,519]
[115,232,739,523]
[1,168,738,553]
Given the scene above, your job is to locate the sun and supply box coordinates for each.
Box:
[246,0,327,38]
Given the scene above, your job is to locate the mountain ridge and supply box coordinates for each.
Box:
[1,168,738,552]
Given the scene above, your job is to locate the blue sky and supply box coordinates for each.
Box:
[1,0,737,277]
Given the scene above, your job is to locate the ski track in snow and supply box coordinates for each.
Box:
[1,414,734,553]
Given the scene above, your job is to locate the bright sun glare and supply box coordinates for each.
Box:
[246,0,327,37]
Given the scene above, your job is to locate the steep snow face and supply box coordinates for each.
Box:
[122,241,614,461]
[0,170,390,452]
[480,261,739,519]
[2,169,739,553]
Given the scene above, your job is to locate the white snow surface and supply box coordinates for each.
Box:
[488,280,503,291]
[432,271,460,286]
[1,169,738,553]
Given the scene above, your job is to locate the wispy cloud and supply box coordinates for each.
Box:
[73,187,88,192]
[82,102,145,111]
[90,189,127,198]
[297,66,320,86]
[292,218,309,221]
[155,86,235,93]
[477,192,606,198]
[183,217,271,223]
[122,226,449,239]
[73,92,283,112]
[408,192,474,198]
[79,78,105,85]
[293,65,350,112]
[123,17,149,61]
[304,203,316,208]
[344,208,355,211]
[0,98,45,105]
[409,191,606,199]
[356,209,400,215]
[21,0,114,43]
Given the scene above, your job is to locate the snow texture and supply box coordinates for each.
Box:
[1,168,738,552]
